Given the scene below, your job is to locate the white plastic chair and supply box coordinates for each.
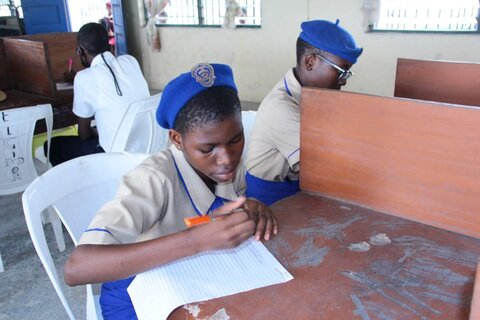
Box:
[0,104,65,272]
[22,152,150,320]
[110,93,170,153]
[241,110,257,161]
[0,104,52,194]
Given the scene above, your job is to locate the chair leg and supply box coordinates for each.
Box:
[0,251,4,272]
[34,146,48,165]
[42,208,66,252]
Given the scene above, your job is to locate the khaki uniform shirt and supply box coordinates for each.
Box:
[79,145,246,245]
[245,69,301,182]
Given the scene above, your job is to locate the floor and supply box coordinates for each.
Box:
[0,193,85,320]
[0,100,260,320]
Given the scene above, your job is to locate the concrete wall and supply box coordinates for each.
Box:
[125,0,480,103]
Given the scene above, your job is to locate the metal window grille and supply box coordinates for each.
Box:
[158,0,261,26]
[373,0,479,32]
[0,0,20,17]
[66,0,106,32]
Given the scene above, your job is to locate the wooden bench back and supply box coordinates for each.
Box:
[20,33,82,83]
[0,38,12,90]
[300,88,480,238]
[3,37,54,96]
[2,32,82,97]
[394,58,480,106]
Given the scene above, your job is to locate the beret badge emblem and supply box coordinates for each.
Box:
[191,63,215,87]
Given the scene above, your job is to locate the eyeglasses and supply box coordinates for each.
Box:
[76,46,84,57]
[315,54,353,82]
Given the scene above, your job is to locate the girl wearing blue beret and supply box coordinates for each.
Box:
[64,63,277,319]
[245,19,363,205]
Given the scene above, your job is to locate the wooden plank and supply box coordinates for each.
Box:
[2,33,83,96]
[38,33,83,83]
[0,38,12,90]
[300,88,480,239]
[3,38,55,97]
[470,260,480,320]
[394,58,480,106]
[170,193,480,319]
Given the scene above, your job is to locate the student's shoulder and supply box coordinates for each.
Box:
[116,54,141,66]
[122,150,177,185]
[73,68,96,91]
[257,91,298,119]
[74,67,92,81]
[135,150,174,174]
[114,151,178,198]
[258,77,298,113]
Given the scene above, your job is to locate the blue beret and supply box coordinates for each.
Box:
[156,63,238,129]
[299,19,363,64]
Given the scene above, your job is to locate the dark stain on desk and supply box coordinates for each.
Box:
[338,233,476,318]
[290,237,329,268]
[170,193,480,320]
[295,214,367,241]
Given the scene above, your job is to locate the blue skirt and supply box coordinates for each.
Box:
[245,172,299,205]
[100,276,137,320]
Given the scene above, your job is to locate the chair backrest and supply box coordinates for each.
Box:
[110,93,170,153]
[0,104,52,195]
[241,110,256,161]
[22,152,150,319]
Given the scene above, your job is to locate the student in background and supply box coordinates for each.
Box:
[245,19,363,205]
[64,63,277,319]
[46,22,149,166]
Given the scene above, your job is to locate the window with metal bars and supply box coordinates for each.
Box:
[0,0,20,17]
[371,0,479,32]
[156,0,261,27]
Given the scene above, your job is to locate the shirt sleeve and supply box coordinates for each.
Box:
[264,98,300,170]
[72,71,96,118]
[78,164,168,245]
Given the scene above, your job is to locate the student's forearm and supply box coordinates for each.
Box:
[64,205,255,286]
[77,116,97,140]
[78,127,97,140]
[64,230,199,286]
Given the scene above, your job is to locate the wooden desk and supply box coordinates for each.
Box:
[394,58,480,106]
[170,192,480,319]
[0,90,76,132]
[168,88,480,319]
[0,33,82,132]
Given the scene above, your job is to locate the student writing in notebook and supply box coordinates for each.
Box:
[64,63,277,319]
[46,22,149,166]
[245,19,363,205]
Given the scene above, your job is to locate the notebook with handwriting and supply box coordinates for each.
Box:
[127,238,293,320]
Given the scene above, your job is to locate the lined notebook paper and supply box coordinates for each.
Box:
[127,238,293,320]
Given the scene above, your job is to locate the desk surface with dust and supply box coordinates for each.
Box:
[170,192,480,320]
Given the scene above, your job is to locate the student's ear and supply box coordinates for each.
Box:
[169,129,183,150]
[304,53,316,71]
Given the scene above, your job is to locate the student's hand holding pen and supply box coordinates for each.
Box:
[186,196,277,251]
[188,197,256,252]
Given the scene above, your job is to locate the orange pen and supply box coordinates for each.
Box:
[184,208,244,227]
[184,215,212,227]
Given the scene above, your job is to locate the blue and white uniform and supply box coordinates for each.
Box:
[245,69,301,205]
[79,145,246,319]
[73,52,149,152]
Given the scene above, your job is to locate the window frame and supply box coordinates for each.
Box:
[367,0,480,34]
[153,0,262,29]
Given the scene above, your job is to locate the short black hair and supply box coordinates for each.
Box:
[296,37,330,65]
[77,23,109,55]
[174,86,241,135]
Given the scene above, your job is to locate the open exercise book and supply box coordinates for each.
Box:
[128,238,293,320]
